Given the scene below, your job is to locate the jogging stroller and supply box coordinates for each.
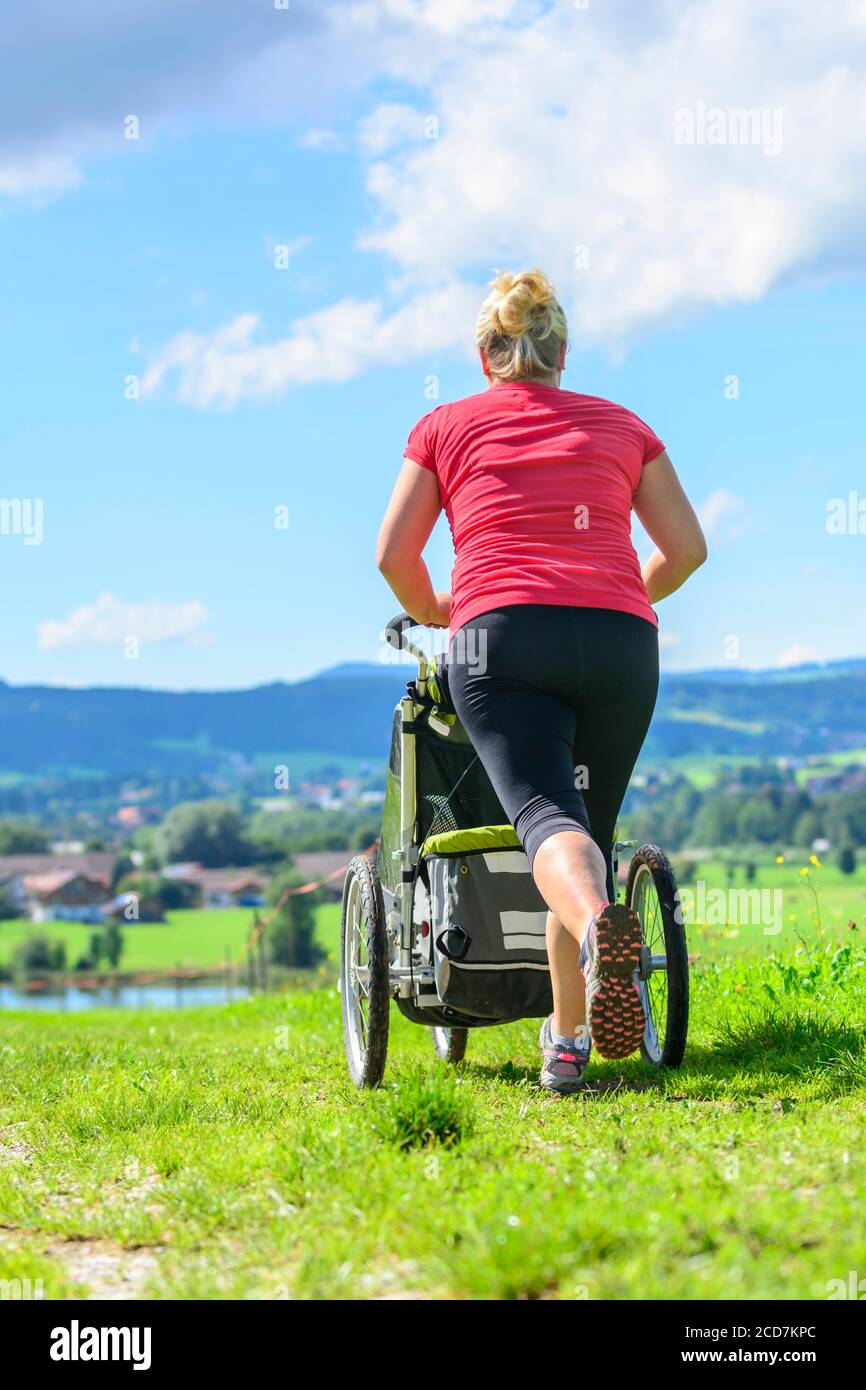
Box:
[339,613,689,1087]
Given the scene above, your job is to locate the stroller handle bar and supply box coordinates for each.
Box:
[384,612,430,674]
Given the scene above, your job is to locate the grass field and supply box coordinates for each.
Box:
[2,857,862,979]
[1,930,865,1299]
[0,907,255,975]
[661,748,866,789]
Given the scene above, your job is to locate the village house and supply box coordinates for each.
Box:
[0,852,114,923]
[104,889,165,924]
[161,864,268,909]
[25,870,110,924]
[292,851,350,902]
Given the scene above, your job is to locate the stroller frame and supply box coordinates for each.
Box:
[339,613,689,1087]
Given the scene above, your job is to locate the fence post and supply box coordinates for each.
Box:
[258,927,268,993]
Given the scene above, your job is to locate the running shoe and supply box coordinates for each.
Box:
[539,1015,592,1093]
[579,902,645,1059]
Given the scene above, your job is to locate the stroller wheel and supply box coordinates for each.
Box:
[626,844,689,1069]
[340,854,390,1088]
[432,1026,468,1065]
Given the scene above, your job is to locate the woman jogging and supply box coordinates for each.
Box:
[376,268,707,1092]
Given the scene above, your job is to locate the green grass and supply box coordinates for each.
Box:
[2,931,866,1299]
[658,746,866,789]
[1,860,862,981]
[794,748,866,785]
[667,708,766,734]
[0,907,255,973]
[660,753,764,787]
[0,903,344,977]
[676,858,866,957]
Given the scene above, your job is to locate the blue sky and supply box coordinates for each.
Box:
[1,0,865,689]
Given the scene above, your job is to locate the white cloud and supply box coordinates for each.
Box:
[352,0,866,344]
[776,643,820,668]
[698,489,749,541]
[357,103,425,154]
[0,154,82,203]
[142,282,478,407]
[37,593,211,650]
[142,0,866,404]
[298,128,344,152]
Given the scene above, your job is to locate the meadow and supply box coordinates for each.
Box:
[0,907,253,975]
[0,855,864,1300]
[1,856,862,977]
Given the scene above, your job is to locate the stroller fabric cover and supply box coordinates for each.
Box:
[424,834,553,1021]
[414,716,554,1023]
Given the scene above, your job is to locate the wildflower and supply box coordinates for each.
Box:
[776,855,785,864]
[809,854,821,868]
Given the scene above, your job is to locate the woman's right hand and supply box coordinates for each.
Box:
[425,592,451,629]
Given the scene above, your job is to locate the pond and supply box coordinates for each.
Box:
[0,979,252,1012]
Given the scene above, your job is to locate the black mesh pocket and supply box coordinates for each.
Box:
[415,724,507,841]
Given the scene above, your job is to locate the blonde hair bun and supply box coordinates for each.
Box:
[476,267,568,381]
[488,268,559,339]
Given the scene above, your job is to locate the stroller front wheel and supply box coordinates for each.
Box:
[432,1026,468,1065]
[340,854,390,1087]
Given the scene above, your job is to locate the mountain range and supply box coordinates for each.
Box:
[1,657,865,780]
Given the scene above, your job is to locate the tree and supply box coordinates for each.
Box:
[103,920,124,968]
[0,881,19,921]
[0,819,49,855]
[155,876,198,910]
[154,799,249,868]
[14,934,66,978]
[837,844,857,876]
[736,798,779,845]
[793,810,820,849]
[264,866,324,968]
[111,853,136,889]
[86,921,125,969]
[688,795,741,848]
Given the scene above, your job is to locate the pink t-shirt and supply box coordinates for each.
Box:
[404,382,664,633]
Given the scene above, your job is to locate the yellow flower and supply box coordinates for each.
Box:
[775,855,785,864]
[799,867,809,877]
[809,854,821,868]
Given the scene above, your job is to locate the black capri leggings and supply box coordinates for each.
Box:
[446,605,659,901]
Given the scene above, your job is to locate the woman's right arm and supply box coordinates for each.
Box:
[632,450,708,604]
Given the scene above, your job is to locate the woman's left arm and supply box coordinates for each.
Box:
[376,459,451,628]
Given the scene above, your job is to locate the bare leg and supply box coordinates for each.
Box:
[546,911,586,1034]
[533,829,609,945]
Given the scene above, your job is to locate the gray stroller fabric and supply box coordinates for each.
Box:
[426,847,553,1022]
